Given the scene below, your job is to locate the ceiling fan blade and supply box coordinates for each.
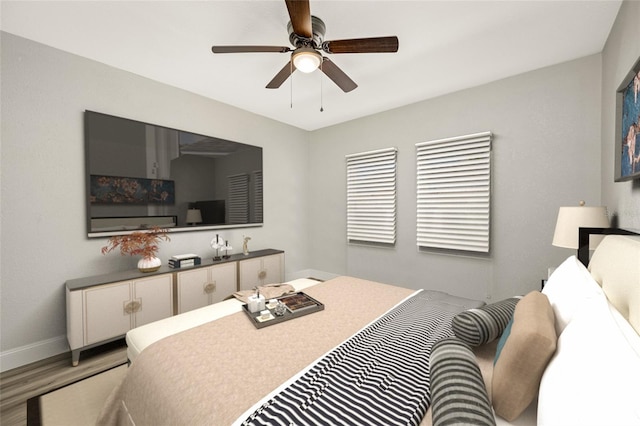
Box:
[322,36,399,54]
[266,60,296,89]
[212,45,291,54]
[321,58,357,93]
[285,0,312,38]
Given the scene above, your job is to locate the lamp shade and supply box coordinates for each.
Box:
[292,48,321,73]
[186,208,202,225]
[552,204,609,249]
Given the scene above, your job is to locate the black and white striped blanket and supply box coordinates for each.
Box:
[240,290,472,426]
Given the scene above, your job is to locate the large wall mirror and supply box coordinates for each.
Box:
[85,111,263,237]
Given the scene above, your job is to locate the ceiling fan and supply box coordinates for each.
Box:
[211,0,399,93]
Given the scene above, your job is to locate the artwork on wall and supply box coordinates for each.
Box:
[615,56,640,182]
[90,175,175,204]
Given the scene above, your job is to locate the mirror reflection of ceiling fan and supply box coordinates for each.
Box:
[211,0,399,93]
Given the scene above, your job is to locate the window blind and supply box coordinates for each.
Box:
[227,173,249,224]
[346,147,397,245]
[416,132,492,253]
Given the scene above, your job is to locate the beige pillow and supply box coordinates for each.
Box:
[492,291,557,421]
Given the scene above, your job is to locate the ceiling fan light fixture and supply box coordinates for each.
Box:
[292,47,321,73]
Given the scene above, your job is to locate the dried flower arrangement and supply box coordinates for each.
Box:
[101,227,170,259]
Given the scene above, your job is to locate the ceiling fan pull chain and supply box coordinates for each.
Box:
[290,60,293,109]
[320,60,324,112]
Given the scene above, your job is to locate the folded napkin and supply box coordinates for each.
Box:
[232,283,295,303]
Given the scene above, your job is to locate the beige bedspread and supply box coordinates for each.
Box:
[97,276,474,425]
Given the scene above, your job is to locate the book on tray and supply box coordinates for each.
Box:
[278,293,319,313]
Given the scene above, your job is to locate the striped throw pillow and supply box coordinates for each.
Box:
[452,297,521,346]
[430,337,495,426]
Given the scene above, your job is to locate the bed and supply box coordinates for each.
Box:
[98,276,484,425]
[97,231,640,426]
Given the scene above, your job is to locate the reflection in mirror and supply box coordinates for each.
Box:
[85,111,263,236]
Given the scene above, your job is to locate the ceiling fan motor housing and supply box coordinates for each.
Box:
[288,15,326,48]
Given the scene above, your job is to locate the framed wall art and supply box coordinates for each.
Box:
[90,175,175,204]
[615,56,640,182]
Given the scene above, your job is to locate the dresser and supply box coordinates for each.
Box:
[66,249,284,365]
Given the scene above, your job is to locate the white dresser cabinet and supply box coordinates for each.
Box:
[67,273,173,366]
[238,253,284,291]
[176,262,237,314]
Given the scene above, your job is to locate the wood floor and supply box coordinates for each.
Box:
[0,340,128,426]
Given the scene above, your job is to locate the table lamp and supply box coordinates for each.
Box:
[552,201,609,254]
[186,209,202,226]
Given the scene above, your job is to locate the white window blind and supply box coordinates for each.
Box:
[416,132,492,253]
[346,147,397,245]
[227,173,249,224]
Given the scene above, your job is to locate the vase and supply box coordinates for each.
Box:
[138,256,161,273]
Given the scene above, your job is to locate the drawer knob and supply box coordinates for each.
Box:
[204,282,216,294]
[123,300,142,314]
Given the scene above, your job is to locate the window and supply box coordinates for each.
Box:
[346,148,397,245]
[416,132,492,253]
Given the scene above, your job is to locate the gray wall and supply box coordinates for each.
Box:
[308,54,604,302]
[0,32,311,370]
[601,0,640,227]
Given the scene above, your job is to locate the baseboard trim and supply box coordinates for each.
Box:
[1,335,68,373]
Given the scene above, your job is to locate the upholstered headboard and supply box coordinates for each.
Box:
[588,234,640,335]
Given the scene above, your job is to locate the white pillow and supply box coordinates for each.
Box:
[537,293,640,426]
[542,255,603,336]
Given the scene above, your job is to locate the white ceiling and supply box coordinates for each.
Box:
[1,0,622,131]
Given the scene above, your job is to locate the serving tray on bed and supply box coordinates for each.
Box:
[242,292,324,329]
